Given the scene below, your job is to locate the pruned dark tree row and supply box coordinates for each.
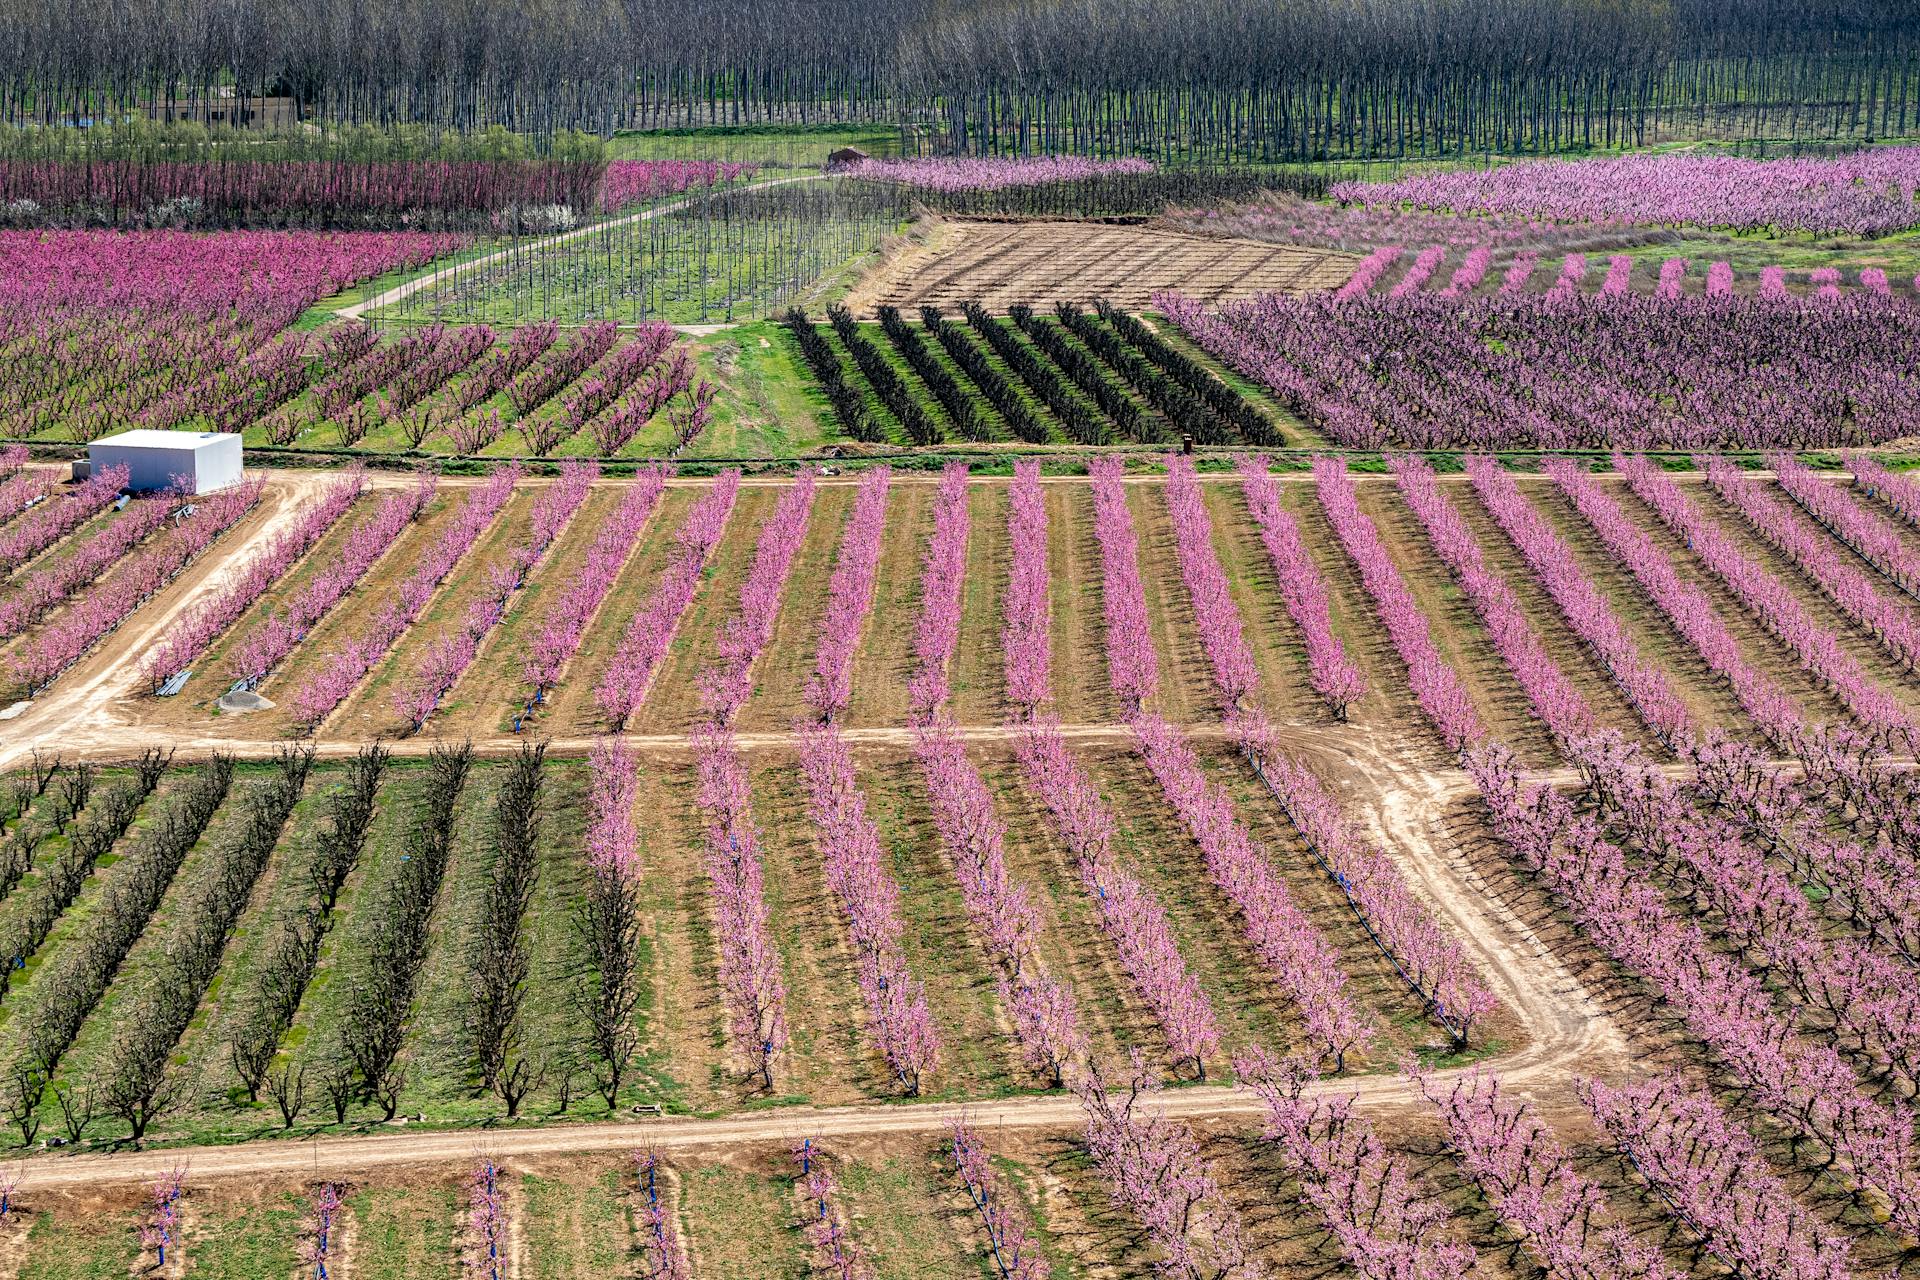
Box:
[963,302,1106,445]
[96,747,314,1142]
[876,305,984,441]
[337,741,471,1120]
[785,308,879,443]
[226,743,389,1108]
[828,305,941,445]
[4,751,229,1135]
[1097,302,1279,446]
[468,741,545,1108]
[919,306,1049,445]
[1008,304,1153,442]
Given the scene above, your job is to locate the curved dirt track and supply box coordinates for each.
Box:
[2,718,1629,1187]
[0,471,357,773]
[0,468,1683,1188]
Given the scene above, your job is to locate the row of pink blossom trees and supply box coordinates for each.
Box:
[289,465,517,727]
[1002,458,1222,1076]
[841,155,1152,192]
[1851,453,1920,529]
[694,726,788,1090]
[1239,1048,1476,1280]
[793,1139,872,1280]
[1472,747,1917,1252]
[0,479,182,642]
[0,467,55,536]
[10,477,265,695]
[230,471,436,688]
[1396,454,1920,1092]
[0,445,30,495]
[1236,457,1365,719]
[699,475,817,723]
[1315,456,1484,751]
[1417,1067,1679,1280]
[1163,456,1491,1047]
[633,1150,691,1279]
[517,468,666,727]
[143,469,365,690]
[807,466,892,721]
[1776,453,1920,604]
[0,460,123,575]
[1074,1054,1262,1280]
[1705,458,1920,673]
[601,159,758,211]
[684,475,818,1091]
[800,722,939,1096]
[1470,453,1920,983]
[391,460,597,732]
[596,470,740,730]
[466,1157,506,1280]
[907,463,1082,1087]
[915,722,1080,1086]
[1620,454,1920,751]
[950,1117,1050,1280]
[906,464,974,719]
[1328,244,1901,303]
[1002,460,1051,715]
[140,1165,187,1269]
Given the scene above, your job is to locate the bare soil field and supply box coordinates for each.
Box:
[842,218,1360,316]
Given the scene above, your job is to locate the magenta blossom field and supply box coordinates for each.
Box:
[1331,146,1920,237]
[0,228,461,323]
[841,154,1154,191]
[1159,285,1920,450]
[598,159,758,211]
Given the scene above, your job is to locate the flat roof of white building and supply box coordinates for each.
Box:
[92,430,233,450]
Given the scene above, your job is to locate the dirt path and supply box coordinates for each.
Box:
[2,717,1645,1189]
[0,471,351,773]
[337,176,827,328]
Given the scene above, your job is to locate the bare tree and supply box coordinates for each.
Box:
[2,1060,46,1146]
[266,1065,306,1130]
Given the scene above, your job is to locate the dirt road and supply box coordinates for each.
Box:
[1,715,1640,1187]
[0,471,354,773]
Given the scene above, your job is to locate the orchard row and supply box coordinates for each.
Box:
[787,302,1282,449]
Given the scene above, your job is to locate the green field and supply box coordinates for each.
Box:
[371,181,908,328]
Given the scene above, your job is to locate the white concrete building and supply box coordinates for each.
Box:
[88,430,243,495]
